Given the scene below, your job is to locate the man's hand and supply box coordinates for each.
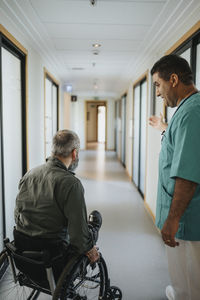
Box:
[149,113,167,132]
[161,217,180,247]
[86,246,99,263]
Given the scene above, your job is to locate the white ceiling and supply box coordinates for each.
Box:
[1,0,200,99]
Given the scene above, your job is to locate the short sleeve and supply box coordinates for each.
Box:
[170,110,200,184]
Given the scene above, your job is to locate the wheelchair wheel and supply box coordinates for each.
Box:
[106,286,122,299]
[0,261,40,300]
[0,251,7,281]
[0,258,43,300]
[53,254,107,300]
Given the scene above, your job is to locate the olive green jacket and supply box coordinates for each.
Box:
[15,157,93,254]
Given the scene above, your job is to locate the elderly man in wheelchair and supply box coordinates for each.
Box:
[0,130,122,300]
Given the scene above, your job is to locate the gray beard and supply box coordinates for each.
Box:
[68,157,79,172]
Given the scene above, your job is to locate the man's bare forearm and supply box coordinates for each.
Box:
[161,177,197,247]
[168,177,197,221]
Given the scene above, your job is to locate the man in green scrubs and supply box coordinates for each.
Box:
[151,55,200,300]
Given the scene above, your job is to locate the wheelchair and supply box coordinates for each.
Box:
[0,238,122,299]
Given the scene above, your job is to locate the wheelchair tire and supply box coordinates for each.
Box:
[106,286,122,299]
[0,251,8,281]
[0,261,41,300]
[53,254,107,300]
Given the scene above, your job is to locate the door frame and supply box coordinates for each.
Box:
[132,71,148,199]
[85,100,107,150]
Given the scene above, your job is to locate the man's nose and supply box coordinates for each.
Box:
[156,89,161,97]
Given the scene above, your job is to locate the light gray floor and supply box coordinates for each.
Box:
[77,149,170,300]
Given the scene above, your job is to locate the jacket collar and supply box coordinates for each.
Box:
[46,156,75,175]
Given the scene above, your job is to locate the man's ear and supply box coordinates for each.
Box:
[72,149,77,160]
[170,73,179,87]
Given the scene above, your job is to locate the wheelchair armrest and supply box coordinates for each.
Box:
[4,239,64,268]
[22,251,45,259]
[21,250,63,267]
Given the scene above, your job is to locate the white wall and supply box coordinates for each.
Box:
[28,49,45,168]
[59,88,65,131]
[70,98,85,148]
[63,92,71,129]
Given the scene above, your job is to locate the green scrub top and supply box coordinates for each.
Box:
[156,92,200,240]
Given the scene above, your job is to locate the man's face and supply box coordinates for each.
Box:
[153,72,178,107]
[68,151,79,172]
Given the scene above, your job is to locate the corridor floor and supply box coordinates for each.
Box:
[77,147,170,300]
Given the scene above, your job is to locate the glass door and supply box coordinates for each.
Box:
[0,32,27,248]
[44,75,59,158]
[132,79,147,197]
[121,95,126,167]
[139,81,147,195]
[132,85,140,187]
[166,48,191,122]
[116,101,120,155]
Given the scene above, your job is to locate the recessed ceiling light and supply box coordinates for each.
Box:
[65,85,72,93]
[92,43,101,48]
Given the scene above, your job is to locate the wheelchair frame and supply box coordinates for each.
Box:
[0,238,122,300]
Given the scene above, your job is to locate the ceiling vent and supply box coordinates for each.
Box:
[72,67,85,70]
[90,0,97,6]
[92,50,99,55]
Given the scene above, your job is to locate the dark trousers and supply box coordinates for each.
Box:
[13,229,73,283]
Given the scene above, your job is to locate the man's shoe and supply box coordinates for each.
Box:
[88,210,102,229]
[166,285,175,300]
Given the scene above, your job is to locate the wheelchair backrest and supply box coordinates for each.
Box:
[5,240,50,286]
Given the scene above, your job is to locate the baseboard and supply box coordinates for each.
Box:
[144,201,156,223]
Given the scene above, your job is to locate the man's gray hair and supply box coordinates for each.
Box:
[52,130,80,158]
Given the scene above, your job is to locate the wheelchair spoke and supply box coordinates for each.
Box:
[55,256,106,300]
[84,276,100,283]
[67,260,104,299]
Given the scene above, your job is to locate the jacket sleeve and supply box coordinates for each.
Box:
[63,180,93,254]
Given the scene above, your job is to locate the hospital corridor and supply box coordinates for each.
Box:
[0,0,200,299]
